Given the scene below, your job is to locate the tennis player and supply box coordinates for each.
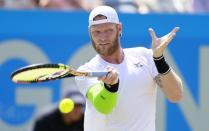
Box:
[75,5,183,131]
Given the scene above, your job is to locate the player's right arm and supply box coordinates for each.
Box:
[87,67,119,114]
[75,67,119,115]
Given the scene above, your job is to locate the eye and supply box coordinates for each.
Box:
[105,29,114,34]
[93,30,100,35]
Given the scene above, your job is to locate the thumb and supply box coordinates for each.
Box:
[148,28,157,41]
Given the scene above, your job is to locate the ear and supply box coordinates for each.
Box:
[117,23,122,37]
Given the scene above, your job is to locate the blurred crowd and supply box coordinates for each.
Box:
[32,84,86,131]
[0,0,209,13]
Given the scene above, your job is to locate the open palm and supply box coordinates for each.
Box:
[149,27,180,58]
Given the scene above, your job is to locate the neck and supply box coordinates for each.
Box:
[100,47,124,64]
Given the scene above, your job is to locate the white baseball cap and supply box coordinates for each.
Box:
[89,6,120,27]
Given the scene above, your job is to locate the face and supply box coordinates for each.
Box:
[90,23,121,57]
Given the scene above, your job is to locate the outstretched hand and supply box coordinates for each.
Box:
[149,27,180,58]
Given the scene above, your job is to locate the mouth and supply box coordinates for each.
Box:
[99,43,110,46]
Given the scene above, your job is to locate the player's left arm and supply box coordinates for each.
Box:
[149,27,183,103]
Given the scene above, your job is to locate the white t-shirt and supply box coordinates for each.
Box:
[75,47,158,131]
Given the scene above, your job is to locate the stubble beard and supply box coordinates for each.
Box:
[91,32,120,57]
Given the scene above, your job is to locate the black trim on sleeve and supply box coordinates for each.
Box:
[104,80,119,93]
[153,55,171,75]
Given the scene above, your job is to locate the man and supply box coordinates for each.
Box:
[75,5,183,131]
[33,91,85,131]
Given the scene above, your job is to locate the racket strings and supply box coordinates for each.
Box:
[12,68,66,82]
[11,63,106,84]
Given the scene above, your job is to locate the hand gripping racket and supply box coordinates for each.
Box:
[11,63,108,84]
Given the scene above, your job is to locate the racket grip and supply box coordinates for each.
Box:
[90,72,108,77]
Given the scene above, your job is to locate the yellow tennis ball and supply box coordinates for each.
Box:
[59,98,74,114]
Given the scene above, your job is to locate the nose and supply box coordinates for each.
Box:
[100,38,105,42]
[99,32,107,42]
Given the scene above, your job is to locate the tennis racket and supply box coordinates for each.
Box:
[11,63,108,84]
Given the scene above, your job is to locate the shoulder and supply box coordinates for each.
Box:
[124,47,153,58]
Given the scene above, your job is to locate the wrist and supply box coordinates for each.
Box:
[104,80,119,93]
[153,53,163,58]
[153,55,171,75]
[153,55,164,60]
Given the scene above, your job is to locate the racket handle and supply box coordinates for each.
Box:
[90,71,108,77]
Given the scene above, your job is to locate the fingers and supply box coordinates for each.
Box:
[149,27,179,39]
[165,27,179,44]
[168,27,180,37]
[152,27,180,57]
[173,27,180,33]
[98,67,119,85]
[160,27,179,47]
